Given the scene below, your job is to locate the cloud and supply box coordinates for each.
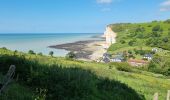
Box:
[97,0,112,4]
[160,0,170,12]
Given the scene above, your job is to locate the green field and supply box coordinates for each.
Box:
[0,48,170,100]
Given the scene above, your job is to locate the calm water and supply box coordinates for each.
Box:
[0,33,101,56]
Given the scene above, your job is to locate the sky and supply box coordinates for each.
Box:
[0,0,170,33]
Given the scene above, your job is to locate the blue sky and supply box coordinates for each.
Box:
[0,0,170,33]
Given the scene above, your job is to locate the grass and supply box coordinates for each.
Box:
[0,48,170,100]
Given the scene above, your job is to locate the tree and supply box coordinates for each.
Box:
[66,52,76,59]
[49,51,54,57]
[28,50,36,55]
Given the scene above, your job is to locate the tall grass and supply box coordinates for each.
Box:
[0,48,170,100]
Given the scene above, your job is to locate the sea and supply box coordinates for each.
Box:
[0,33,102,57]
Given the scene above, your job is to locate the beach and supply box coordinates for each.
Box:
[49,26,117,61]
[49,39,106,61]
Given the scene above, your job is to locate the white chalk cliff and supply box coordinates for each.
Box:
[103,26,117,48]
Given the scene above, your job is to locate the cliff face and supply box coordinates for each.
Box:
[103,26,117,48]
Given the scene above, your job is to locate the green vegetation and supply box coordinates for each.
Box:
[0,48,170,100]
[28,50,36,55]
[108,20,170,76]
[66,51,76,59]
[49,51,54,57]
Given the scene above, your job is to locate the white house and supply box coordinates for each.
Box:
[152,48,158,53]
[143,54,153,60]
[110,55,124,62]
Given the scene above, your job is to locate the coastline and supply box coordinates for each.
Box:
[49,39,106,61]
[49,26,117,61]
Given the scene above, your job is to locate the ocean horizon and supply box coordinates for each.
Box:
[0,33,102,56]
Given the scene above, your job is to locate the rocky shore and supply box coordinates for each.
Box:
[49,39,106,61]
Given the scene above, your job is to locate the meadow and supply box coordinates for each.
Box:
[0,48,169,100]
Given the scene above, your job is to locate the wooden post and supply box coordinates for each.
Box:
[167,90,170,100]
[153,93,158,100]
[0,65,15,95]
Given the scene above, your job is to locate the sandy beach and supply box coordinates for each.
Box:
[49,39,106,61]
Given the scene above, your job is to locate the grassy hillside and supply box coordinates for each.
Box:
[108,19,170,76]
[0,48,170,100]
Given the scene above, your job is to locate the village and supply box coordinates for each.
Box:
[101,48,162,66]
[100,26,164,67]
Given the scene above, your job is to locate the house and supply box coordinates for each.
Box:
[102,53,111,63]
[143,54,153,60]
[152,48,158,53]
[128,59,148,67]
[102,57,110,63]
[103,53,110,59]
[110,55,124,62]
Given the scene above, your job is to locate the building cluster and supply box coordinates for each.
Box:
[101,48,161,67]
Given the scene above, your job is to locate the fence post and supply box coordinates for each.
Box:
[153,93,158,100]
[167,90,170,100]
